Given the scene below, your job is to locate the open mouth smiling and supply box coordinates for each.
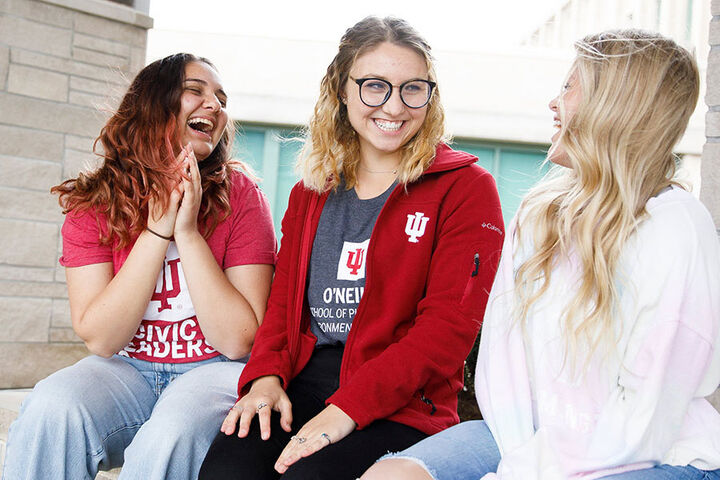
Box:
[188,117,215,134]
[374,119,403,132]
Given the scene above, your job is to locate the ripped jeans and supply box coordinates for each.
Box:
[380,420,720,480]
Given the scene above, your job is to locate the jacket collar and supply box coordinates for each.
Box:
[423,143,478,175]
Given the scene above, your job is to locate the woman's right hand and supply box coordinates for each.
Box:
[221,375,293,440]
[146,147,187,237]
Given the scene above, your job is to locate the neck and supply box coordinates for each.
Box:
[359,149,401,172]
[354,149,401,199]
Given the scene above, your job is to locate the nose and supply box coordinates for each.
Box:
[381,88,405,116]
[204,93,222,112]
[549,95,558,111]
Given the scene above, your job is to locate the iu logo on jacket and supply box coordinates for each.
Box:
[405,212,430,243]
[337,239,370,281]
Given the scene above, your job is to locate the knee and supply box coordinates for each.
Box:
[360,458,434,480]
[20,377,85,420]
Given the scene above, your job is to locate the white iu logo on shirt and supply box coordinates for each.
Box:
[337,239,371,281]
[405,212,430,243]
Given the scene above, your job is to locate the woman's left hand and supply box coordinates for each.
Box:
[274,404,357,474]
[174,143,202,238]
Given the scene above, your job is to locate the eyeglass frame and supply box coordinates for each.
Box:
[349,76,437,109]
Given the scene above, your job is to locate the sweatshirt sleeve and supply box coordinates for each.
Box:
[478,197,720,480]
[327,170,505,429]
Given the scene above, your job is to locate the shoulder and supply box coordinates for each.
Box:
[62,207,105,235]
[426,144,496,186]
[228,168,261,198]
[641,187,718,251]
[226,168,272,212]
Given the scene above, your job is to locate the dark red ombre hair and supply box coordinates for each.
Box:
[51,53,236,248]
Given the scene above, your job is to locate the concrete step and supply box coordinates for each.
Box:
[0,389,121,479]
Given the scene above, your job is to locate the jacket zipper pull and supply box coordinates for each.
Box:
[471,253,480,277]
[420,393,437,415]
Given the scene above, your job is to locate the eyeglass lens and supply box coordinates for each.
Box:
[359,79,432,108]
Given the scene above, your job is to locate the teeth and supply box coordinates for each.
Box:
[375,119,402,131]
[553,120,561,129]
[188,117,214,132]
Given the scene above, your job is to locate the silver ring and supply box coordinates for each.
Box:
[231,404,243,412]
[320,432,332,444]
[291,435,307,444]
[256,402,268,411]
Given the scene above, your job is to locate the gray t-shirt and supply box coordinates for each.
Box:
[308,181,394,346]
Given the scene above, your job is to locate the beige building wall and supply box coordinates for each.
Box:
[0,0,151,388]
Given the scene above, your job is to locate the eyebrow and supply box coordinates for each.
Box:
[184,78,227,99]
[357,74,429,82]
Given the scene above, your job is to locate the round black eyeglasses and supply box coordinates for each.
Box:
[350,77,436,109]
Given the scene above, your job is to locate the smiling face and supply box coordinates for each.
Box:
[548,69,582,168]
[344,42,430,164]
[175,61,229,161]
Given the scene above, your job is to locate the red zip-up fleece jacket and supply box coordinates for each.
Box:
[238,143,504,435]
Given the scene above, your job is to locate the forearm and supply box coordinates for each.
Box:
[174,230,261,359]
[73,230,169,356]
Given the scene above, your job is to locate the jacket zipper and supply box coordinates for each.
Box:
[338,183,403,385]
[290,193,321,363]
[471,253,480,277]
[420,390,437,415]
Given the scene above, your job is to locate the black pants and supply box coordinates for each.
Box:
[199,347,427,480]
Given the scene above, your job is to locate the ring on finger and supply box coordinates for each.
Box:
[231,404,243,412]
[256,402,268,411]
[291,435,307,444]
[320,432,332,445]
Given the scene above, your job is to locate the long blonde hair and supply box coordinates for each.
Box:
[514,30,699,365]
[299,16,446,192]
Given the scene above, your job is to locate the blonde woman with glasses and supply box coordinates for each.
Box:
[199,15,504,480]
[362,30,720,480]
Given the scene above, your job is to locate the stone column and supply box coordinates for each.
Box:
[703,0,720,409]
[705,1,720,231]
[0,0,151,388]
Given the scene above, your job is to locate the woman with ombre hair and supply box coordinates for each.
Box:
[362,30,720,480]
[199,16,504,480]
[1,53,276,480]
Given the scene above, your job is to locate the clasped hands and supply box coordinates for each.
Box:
[147,143,202,240]
[220,375,357,474]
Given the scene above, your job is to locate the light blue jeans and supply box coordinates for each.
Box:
[384,420,720,480]
[1,354,245,480]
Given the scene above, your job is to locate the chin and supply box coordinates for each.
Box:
[548,154,571,168]
[188,141,214,161]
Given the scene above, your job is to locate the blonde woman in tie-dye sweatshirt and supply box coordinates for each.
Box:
[362,30,720,480]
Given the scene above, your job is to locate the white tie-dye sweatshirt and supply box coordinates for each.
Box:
[476,186,720,480]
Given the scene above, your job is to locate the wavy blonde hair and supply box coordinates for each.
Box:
[514,30,699,366]
[299,16,446,192]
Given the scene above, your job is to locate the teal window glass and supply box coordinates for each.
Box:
[452,140,549,223]
[234,125,549,240]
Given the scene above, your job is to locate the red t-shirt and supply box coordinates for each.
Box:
[59,170,277,363]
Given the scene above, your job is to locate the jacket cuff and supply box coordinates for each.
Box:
[326,389,373,430]
[237,354,291,397]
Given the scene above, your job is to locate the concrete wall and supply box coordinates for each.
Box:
[0,0,151,388]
